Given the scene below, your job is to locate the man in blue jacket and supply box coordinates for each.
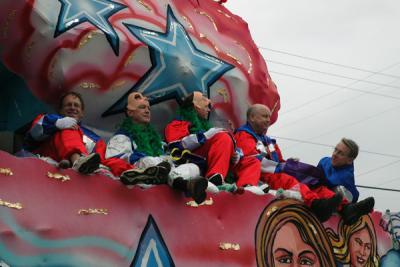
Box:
[318,138,360,203]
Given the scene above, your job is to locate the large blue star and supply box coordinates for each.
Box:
[102,6,234,117]
[54,0,126,56]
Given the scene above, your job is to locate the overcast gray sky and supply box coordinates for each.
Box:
[226,0,400,212]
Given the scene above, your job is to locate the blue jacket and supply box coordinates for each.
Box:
[318,157,359,202]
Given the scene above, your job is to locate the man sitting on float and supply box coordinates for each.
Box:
[164,92,235,187]
[233,104,374,224]
[105,92,208,204]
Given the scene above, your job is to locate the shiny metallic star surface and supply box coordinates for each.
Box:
[103,6,233,117]
[54,0,126,55]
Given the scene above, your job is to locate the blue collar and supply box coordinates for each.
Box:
[235,123,274,145]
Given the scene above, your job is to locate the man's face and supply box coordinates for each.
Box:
[331,141,354,167]
[127,98,151,124]
[249,106,271,135]
[193,93,211,119]
[60,94,84,121]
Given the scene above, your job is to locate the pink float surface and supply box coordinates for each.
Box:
[0,150,395,266]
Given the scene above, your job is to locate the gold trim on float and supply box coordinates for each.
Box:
[80,82,101,89]
[219,242,240,251]
[181,16,193,30]
[0,168,13,176]
[0,199,22,210]
[78,208,108,215]
[47,172,71,182]
[186,197,213,207]
[137,0,152,12]
[195,10,218,31]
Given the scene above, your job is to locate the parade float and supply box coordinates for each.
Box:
[0,0,399,266]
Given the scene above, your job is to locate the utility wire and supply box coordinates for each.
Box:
[356,185,400,193]
[269,63,400,151]
[268,60,400,90]
[275,104,400,155]
[270,71,400,101]
[258,49,400,193]
[270,62,400,117]
[268,63,400,140]
[270,136,400,159]
[259,46,400,79]
[269,136,400,193]
[357,159,400,178]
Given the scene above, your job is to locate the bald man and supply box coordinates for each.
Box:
[233,104,373,224]
[106,92,208,204]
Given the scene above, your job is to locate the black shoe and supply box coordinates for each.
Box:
[341,197,375,225]
[120,165,167,185]
[72,153,100,175]
[173,177,208,204]
[58,159,71,169]
[311,193,342,222]
[208,173,223,186]
[187,177,208,204]
[156,161,171,181]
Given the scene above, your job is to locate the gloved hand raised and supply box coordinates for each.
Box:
[55,117,78,130]
[203,127,225,140]
[231,148,243,165]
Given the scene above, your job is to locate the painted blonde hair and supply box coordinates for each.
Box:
[327,215,379,267]
[255,199,336,267]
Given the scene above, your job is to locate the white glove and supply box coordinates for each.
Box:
[55,117,77,129]
[204,127,225,140]
[231,148,243,165]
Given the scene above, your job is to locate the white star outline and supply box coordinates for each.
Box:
[60,0,117,35]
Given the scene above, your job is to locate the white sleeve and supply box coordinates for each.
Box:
[181,134,202,150]
[260,157,279,173]
[106,134,133,162]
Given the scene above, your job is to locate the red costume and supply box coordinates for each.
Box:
[234,124,346,208]
[165,119,234,179]
[27,114,132,176]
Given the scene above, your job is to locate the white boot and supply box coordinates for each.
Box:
[244,186,266,195]
[135,156,164,169]
[206,182,220,193]
[168,163,200,186]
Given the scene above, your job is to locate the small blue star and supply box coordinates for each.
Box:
[103,6,234,117]
[54,0,126,55]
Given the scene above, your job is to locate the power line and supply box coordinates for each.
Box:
[357,159,400,178]
[268,60,400,90]
[271,62,400,117]
[356,185,400,193]
[270,136,400,159]
[270,71,400,101]
[259,46,400,79]
[269,136,400,193]
[276,104,400,154]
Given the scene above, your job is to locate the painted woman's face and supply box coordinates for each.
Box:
[349,227,372,267]
[272,222,320,267]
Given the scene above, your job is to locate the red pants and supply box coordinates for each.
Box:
[194,132,234,178]
[102,157,133,177]
[234,156,344,207]
[312,185,348,210]
[34,129,87,162]
[33,129,134,177]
